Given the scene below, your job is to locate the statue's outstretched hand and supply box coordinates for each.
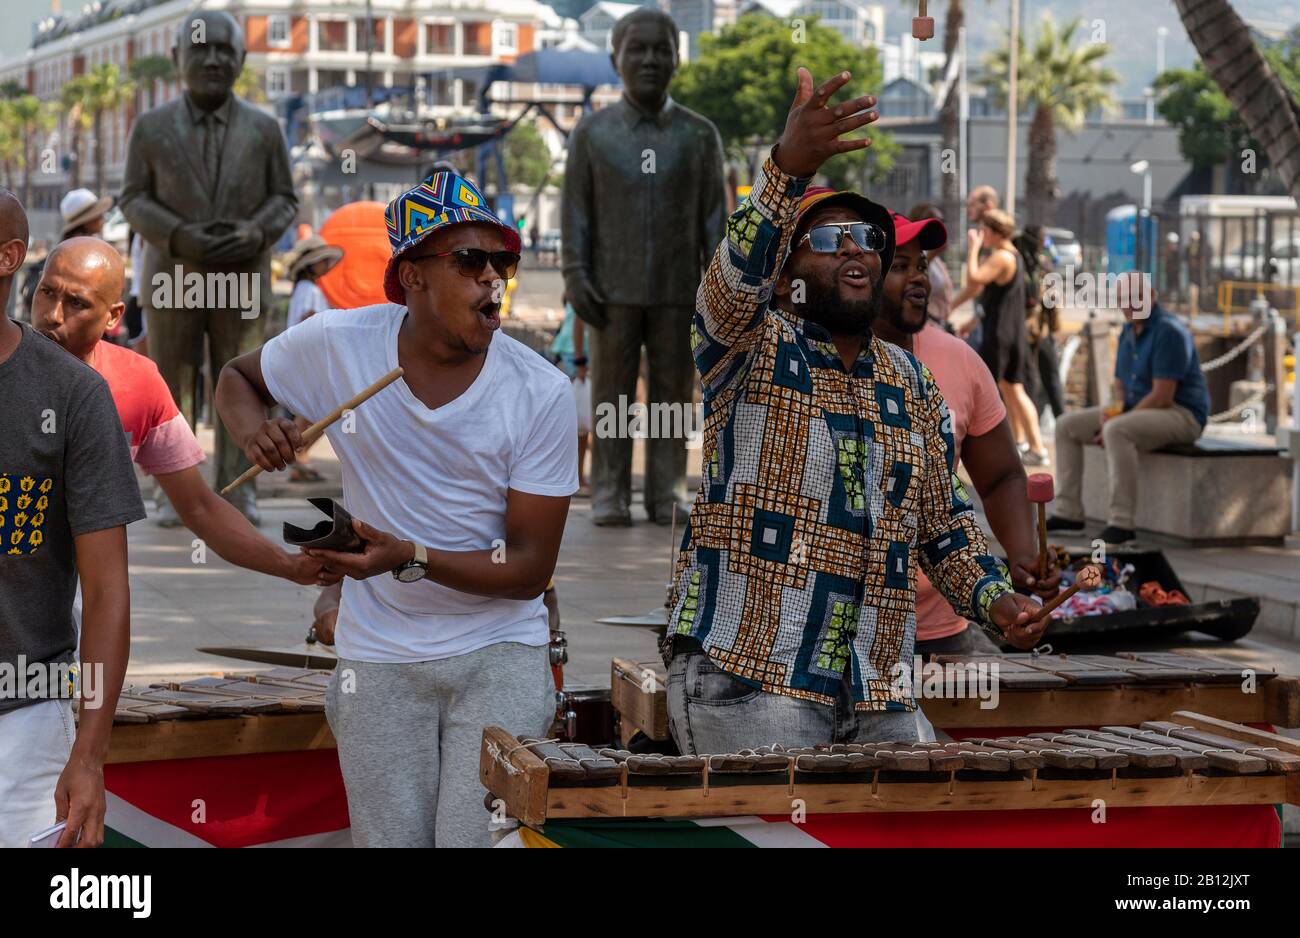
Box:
[772,68,879,180]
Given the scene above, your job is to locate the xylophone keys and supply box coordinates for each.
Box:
[1140,721,1300,774]
[970,737,1096,770]
[1099,726,1268,774]
[1060,729,1184,769]
[1025,733,1130,769]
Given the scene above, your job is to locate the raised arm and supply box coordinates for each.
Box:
[695,69,879,399]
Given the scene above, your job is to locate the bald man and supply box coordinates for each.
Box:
[966,185,999,225]
[32,238,336,588]
[0,194,145,848]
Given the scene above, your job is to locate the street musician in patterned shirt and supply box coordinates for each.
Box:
[662,69,1044,755]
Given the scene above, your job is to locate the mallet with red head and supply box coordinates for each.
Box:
[1027,473,1054,580]
[912,1,935,40]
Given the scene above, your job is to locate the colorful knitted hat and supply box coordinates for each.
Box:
[382,170,522,305]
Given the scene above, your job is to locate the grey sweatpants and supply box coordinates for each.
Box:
[325,642,554,848]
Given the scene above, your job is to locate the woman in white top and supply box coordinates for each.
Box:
[283,235,344,481]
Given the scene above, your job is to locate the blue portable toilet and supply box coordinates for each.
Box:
[1106,205,1159,276]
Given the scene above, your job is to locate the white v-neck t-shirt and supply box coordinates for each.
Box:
[261,303,578,663]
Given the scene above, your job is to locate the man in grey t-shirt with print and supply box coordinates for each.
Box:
[0,190,145,847]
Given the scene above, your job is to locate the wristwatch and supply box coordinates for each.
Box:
[392,542,429,583]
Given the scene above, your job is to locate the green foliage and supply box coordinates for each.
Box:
[128,54,176,86]
[1155,62,1253,170]
[672,14,898,185]
[503,119,554,190]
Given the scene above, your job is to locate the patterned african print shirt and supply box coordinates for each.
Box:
[664,156,1014,711]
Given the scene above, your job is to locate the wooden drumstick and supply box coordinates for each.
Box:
[1026,473,1054,580]
[1028,564,1103,624]
[219,366,405,496]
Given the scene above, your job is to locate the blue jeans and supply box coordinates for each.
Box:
[666,650,922,755]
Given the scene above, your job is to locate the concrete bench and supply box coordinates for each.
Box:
[1081,436,1292,545]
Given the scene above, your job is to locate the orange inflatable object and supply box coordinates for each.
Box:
[316,201,391,309]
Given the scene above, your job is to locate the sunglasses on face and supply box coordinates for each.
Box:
[404,248,520,280]
[798,222,888,255]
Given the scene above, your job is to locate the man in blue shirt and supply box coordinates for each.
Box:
[1047,273,1209,543]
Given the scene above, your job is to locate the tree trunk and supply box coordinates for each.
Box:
[69,124,82,190]
[93,109,104,195]
[21,123,31,209]
[938,0,964,247]
[1024,105,1057,228]
[1174,0,1300,199]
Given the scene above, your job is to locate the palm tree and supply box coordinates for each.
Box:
[984,16,1118,227]
[128,54,174,114]
[1173,0,1300,199]
[81,63,135,195]
[59,76,93,190]
[10,95,55,208]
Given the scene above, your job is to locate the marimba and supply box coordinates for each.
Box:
[610,651,1300,743]
[107,668,336,763]
[481,712,1300,830]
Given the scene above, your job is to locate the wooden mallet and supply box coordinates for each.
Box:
[1028,564,1103,624]
[219,366,405,496]
[913,1,935,40]
[1027,473,1053,580]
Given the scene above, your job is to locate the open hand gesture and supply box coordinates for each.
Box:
[773,67,879,179]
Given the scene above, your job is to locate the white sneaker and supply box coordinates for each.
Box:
[1022,449,1051,467]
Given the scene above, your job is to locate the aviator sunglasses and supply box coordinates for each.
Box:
[798,222,888,255]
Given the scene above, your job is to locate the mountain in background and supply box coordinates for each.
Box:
[881,0,1300,97]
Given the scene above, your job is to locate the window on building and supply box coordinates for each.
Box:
[495,23,517,53]
[269,15,291,48]
[463,22,491,56]
[426,23,454,54]
[319,20,348,52]
[317,69,349,90]
[267,68,289,97]
[356,17,384,52]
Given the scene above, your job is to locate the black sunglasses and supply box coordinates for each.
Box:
[798,222,888,255]
[404,248,520,280]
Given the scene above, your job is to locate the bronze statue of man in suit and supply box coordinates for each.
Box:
[120,10,296,525]
[562,8,725,526]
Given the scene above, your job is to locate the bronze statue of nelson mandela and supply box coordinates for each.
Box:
[119,10,296,526]
[561,8,726,526]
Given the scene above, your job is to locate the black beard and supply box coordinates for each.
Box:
[882,297,928,336]
[799,270,881,336]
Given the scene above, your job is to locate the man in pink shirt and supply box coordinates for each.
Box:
[877,213,1058,656]
[31,238,335,587]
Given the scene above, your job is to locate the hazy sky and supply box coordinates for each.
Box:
[0,0,1295,96]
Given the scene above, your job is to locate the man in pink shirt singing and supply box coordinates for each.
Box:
[876,212,1058,657]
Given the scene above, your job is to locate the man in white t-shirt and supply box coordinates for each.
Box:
[216,170,578,847]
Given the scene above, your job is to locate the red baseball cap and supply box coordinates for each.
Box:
[890,211,947,252]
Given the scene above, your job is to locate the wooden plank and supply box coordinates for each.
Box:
[107,712,334,764]
[537,774,1291,821]
[609,658,668,742]
[1167,711,1300,755]
[479,726,550,829]
[1265,677,1300,727]
[1117,653,1253,683]
[930,655,1069,689]
[1068,654,1205,683]
[177,677,325,712]
[920,683,1272,729]
[121,687,278,715]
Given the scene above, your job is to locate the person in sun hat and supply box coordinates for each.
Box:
[21,189,117,321]
[215,167,577,847]
[280,233,346,482]
[659,68,1044,757]
[874,210,1060,673]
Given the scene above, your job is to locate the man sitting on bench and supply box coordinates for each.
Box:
[1048,273,1209,544]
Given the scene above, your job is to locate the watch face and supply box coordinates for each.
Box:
[396,564,425,583]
